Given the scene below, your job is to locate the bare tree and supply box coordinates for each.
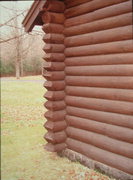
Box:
[0,3,25,79]
[14,8,21,79]
[0,3,44,78]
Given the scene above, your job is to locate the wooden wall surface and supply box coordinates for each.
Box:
[64,0,133,175]
[42,0,67,152]
[42,0,133,176]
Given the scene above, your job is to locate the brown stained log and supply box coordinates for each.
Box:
[65,40,133,57]
[65,26,132,47]
[43,71,65,81]
[66,96,133,115]
[65,0,130,18]
[44,91,65,101]
[43,44,65,53]
[66,76,133,89]
[44,110,66,121]
[45,142,66,152]
[66,138,133,175]
[65,53,133,66]
[65,1,131,27]
[44,81,65,91]
[65,64,133,76]
[45,0,65,13]
[42,23,64,34]
[44,100,66,111]
[43,62,65,71]
[66,86,133,102]
[43,53,65,62]
[66,126,133,158]
[44,131,67,144]
[65,0,93,8]
[42,12,65,24]
[43,33,64,44]
[42,1,66,152]
[67,106,133,129]
[64,13,132,36]
[66,115,133,143]
[44,120,67,132]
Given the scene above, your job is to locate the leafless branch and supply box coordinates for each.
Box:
[0,9,28,27]
[0,4,25,12]
[0,33,26,43]
[1,23,43,36]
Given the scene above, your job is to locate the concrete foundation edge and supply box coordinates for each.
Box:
[58,148,133,180]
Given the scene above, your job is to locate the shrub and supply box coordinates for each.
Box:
[0,59,15,75]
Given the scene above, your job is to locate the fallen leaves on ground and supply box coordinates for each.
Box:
[1,76,115,180]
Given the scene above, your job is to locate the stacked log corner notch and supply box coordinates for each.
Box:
[42,0,67,152]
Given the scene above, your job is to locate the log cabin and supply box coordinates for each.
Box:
[22,0,133,179]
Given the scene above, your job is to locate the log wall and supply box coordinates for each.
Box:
[64,0,133,176]
[42,0,67,152]
[42,0,133,176]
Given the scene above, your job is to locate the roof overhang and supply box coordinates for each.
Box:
[22,0,46,32]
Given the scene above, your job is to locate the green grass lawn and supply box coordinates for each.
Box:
[1,76,115,180]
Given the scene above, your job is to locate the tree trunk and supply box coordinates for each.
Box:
[20,59,23,77]
[16,59,20,79]
[14,4,21,79]
[16,36,20,79]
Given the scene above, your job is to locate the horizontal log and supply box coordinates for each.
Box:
[44,100,66,111]
[45,0,65,13]
[65,53,133,66]
[42,23,64,34]
[66,126,133,158]
[43,62,65,71]
[65,1,131,27]
[44,120,67,132]
[42,12,65,24]
[43,44,65,53]
[65,0,129,18]
[45,142,66,152]
[66,0,93,8]
[65,40,133,57]
[44,131,67,144]
[43,71,65,80]
[65,26,132,47]
[66,86,133,102]
[66,96,133,115]
[65,64,133,76]
[66,76,133,89]
[66,138,133,174]
[44,91,65,101]
[44,80,65,90]
[43,33,64,44]
[66,115,133,143]
[43,53,65,62]
[67,106,133,129]
[64,13,132,36]
[44,110,66,121]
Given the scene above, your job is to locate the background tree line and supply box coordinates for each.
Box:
[0,2,44,78]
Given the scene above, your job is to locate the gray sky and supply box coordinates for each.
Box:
[0,1,35,36]
[0,1,33,23]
